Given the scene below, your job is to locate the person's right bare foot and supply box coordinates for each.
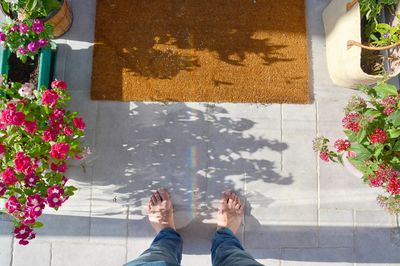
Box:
[217,191,244,234]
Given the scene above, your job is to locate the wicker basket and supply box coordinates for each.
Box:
[45,0,73,38]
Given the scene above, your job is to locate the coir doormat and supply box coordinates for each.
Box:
[91,0,309,103]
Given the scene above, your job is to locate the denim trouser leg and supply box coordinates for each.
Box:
[211,227,263,266]
[125,228,182,266]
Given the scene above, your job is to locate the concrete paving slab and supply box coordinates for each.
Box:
[12,241,51,266]
[0,221,13,266]
[282,247,353,265]
[52,242,126,266]
[319,209,354,248]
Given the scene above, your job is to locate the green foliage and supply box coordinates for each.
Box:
[1,0,61,19]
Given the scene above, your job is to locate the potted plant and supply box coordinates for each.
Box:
[313,81,400,215]
[0,0,73,38]
[0,78,87,245]
[323,0,400,87]
[0,19,56,89]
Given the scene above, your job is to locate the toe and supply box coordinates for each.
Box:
[159,188,170,202]
[150,194,157,206]
[155,191,162,204]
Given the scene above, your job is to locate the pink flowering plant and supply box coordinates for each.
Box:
[313,82,400,214]
[0,77,86,245]
[0,19,52,63]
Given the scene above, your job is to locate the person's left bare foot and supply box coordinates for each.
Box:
[147,188,176,233]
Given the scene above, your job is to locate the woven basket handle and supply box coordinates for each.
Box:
[347,0,358,11]
[347,40,400,50]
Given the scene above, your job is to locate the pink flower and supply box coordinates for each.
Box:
[26,194,44,208]
[14,152,33,175]
[0,181,6,196]
[63,126,73,136]
[41,90,59,107]
[342,112,361,132]
[27,41,39,53]
[0,32,5,42]
[73,117,85,130]
[370,128,387,144]
[2,167,17,186]
[334,139,351,153]
[1,109,25,126]
[0,143,5,155]
[42,129,57,142]
[14,224,35,245]
[51,162,67,173]
[50,143,70,160]
[19,23,29,34]
[24,121,37,135]
[51,80,68,90]
[52,108,65,119]
[9,25,19,33]
[32,19,44,34]
[319,151,329,162]
[37,38,48,47]
[18,83,34,99]
[62,176,68,186]
[5,195,20,213]
[17,46,27,55]
[47,185,64,195]
[24,173,38,187]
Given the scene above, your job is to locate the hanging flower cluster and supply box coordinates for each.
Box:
[0,19,52,63]
[0,77,86,245]
[313,82,400,214]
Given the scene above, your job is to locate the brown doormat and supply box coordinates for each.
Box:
[91,0,309,103]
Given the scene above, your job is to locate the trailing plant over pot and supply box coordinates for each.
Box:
[1,0,60,19]
[0,18,52,63]
[313,81,400,215]
[0,78,87,245]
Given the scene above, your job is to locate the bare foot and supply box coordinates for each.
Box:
[217,191,244,234]
[148,188,176,233]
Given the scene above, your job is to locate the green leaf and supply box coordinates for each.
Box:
[388,129,400,138]
[374,144,384,157]
[350,143,372,161]
[393,141,400,151]
[388,110,400,126]
[373,83,398,98]
[32,221,44,228]
[357,129,367,142]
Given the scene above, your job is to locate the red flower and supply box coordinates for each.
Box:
[342,113,361,132]
[24,173,38,187]
[51,162,67,173]
[334,139,351,153]
[319,151,329,162]
[73,117,85,130]
[370,128,387,144]
[0,181,6,196]
[24,121,37,135]
[50,143,70,160]
[42,90,59,107]
[14,224,35,245]
[63,126,73,136]
[387,177,400,195]
[51,80,68,90]
[42,129,57,142]
[2,167,17,185]
[14,152,33,174]
[1,109,25,126]
[5,195,20,213]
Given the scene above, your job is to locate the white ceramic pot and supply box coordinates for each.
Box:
[342,154,364,179]
[322,0,400,87]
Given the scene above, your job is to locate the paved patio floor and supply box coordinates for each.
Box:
[1,0,400,265]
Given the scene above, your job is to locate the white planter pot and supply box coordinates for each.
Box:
[342,154,364,179]
[322,0,400,87]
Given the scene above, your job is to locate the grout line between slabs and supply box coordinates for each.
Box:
[315,100,321,247]
[280,104,284,172]
[9,235,14,266]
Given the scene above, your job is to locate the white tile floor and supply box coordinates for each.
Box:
[1,0,400,265]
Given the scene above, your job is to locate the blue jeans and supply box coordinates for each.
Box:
[125,227,263,266]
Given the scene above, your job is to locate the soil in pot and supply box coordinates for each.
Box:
[7,53,39,85]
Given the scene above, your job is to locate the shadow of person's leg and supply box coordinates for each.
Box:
[126,228,182,266]
[211,228,263,266]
